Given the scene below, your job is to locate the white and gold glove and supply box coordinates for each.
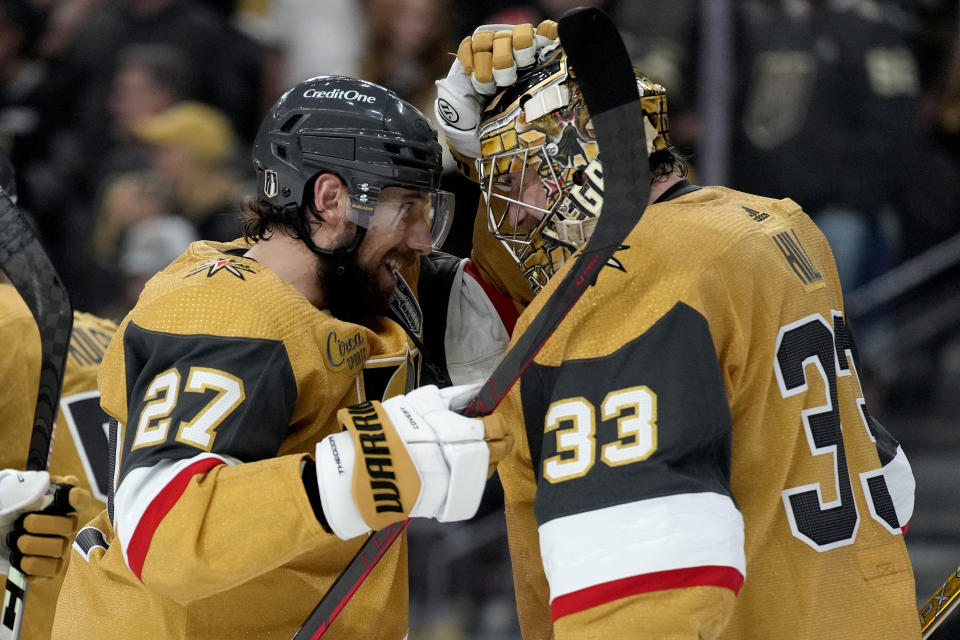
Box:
[315,384,510,540]
[0,470,91,578]
[435,21,559,162]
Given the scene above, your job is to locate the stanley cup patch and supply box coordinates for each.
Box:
[264,169,279,198]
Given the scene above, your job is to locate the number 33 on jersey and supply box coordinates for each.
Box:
[492,188,919,640]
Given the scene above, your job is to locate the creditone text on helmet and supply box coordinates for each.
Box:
[303,88,377,103]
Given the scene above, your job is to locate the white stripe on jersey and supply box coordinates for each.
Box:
[860,446,917,535]
[885,446,915,526]
[860,444,914,532]
[445,260,510,385]
[538,491,745,604]
[114,453,238,574]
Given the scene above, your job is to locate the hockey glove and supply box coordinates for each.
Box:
[315,383,511,540]
[0,470,91,578]
[435,20,559,166]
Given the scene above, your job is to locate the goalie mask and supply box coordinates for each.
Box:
[476,48,670,293]
[252,75,453,253]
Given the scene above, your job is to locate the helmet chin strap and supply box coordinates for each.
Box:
[285,202,367,276]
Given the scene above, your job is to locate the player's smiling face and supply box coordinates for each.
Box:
[355,186,433,297]
[499,167,549,235]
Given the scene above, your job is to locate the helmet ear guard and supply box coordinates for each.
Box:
[252,76,454,254]
[475,49,670,293]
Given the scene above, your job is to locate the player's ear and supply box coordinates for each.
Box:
[312,173,346,224]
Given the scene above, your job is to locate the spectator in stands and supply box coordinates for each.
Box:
[116,215,199,314]
[131,101,246,242]
[904,0,960,260]
[728,0,953,382]
[102,43,195,178]
[91,170,180,266]
[0,0,52,215]
[256,0,368,107]
[16,0,261,312]
[731,0,927,292]
[361,0,454,116]
[44,0,263,172]
[613,0,700,152]
[87,170,192,317]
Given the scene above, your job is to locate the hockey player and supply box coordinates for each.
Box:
[0,297,115,640]
[396,22,922,638]
[50,75,510,639]
[1,153,101,640]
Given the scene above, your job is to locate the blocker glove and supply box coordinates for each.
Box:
[435,20,559,164]
[0,470,91,578]
[315,383,511,540]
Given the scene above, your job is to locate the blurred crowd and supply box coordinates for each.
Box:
[3,0,959,316]
[4,0,960,635]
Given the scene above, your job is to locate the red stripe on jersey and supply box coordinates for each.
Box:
[464,259,519,334]
[550,565,745,621]
[126,457,223,581]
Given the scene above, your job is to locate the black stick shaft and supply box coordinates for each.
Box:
[293,7,650,637]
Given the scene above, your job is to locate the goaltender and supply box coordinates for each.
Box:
[415,15,922,639]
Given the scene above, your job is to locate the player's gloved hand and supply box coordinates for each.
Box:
[435,20,559,164]
[1,469,51,572]
[315,383,511,540]
[0,471,91,578]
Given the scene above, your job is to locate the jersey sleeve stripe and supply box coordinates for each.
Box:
[464,259,519,334]
[538,492,745,613]
[73,525,109,563]
[115,454,234,580]
[883,445,915,528]
[550,564,745,621]
[446,260,511,385]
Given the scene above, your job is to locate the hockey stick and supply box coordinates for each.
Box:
[0,191,74,640]
[919,565,960,638]
[291,7,649,639]
[465,7,650,417]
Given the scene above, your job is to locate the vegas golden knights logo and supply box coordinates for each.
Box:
[743,51,816,150]
[264,169,279,198]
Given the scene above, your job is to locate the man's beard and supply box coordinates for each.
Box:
[316,247,415,328]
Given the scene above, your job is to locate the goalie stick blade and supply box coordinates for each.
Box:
[0,191,73,640]
[920,565,960,639]
[295,8,648,637]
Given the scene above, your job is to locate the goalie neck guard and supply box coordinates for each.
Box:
[252,75,453,252]
[476,48,670,293]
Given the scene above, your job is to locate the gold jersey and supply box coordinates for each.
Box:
[1,284,117,640]
[494,186,920,639]
[52,241,421,640]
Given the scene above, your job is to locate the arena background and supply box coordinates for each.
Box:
[3,0,959,636]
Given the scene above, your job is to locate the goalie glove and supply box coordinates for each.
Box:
[435,20,559,164]
[0,470,91,578]
[315,383,511,540]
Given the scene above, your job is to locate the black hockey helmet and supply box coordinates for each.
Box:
[252,75,453,250]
